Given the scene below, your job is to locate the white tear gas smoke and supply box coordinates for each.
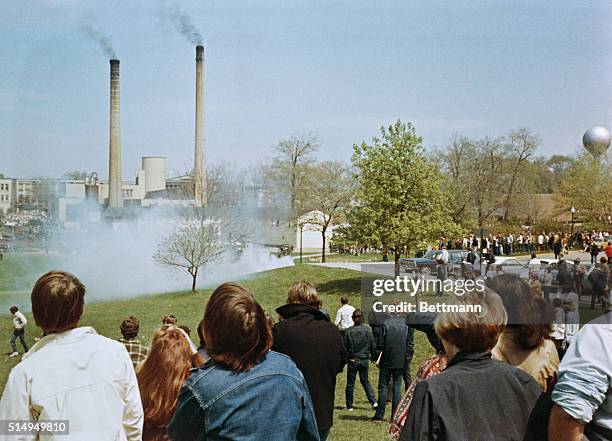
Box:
[161,0,203,45]
[0,207,293,311]
[83,23,116,58]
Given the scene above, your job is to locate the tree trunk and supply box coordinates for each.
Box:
[394,250,401,277]
[191,268,198,292]
[321,230,326,263]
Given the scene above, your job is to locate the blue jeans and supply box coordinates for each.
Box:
[10,329,28,353]
[374,367,404,419]
[345,359,376,408]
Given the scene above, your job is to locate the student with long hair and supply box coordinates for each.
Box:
[136,325,202,441]
[487,274,559,392]
[168,283,319,441]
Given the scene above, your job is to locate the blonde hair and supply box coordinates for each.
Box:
[435,289,507,353]
[286,281,321,309]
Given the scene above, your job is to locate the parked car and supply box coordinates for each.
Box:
[399,249,469,275]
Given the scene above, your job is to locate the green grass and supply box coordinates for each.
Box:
[0,264,434,441]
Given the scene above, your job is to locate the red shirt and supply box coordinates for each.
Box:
[606,244,612,258]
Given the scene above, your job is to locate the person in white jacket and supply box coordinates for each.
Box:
[9,306,28,356]
[0,271,143,441]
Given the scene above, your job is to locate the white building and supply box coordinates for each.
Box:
[295,210,338,252]
[0,179,15,214]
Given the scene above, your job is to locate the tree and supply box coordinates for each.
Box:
[555,154,612,223]
[348,120,459,276]
[153,195,248,291]
[266,133,319,222]
[63,170,89,180]
[300,161,353,262]
[502,128,539,221]
[153,219,223,292]
[436,135,508,227]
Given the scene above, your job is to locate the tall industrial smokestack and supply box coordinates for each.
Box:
[108,59,123,208]
[194,45,206,205]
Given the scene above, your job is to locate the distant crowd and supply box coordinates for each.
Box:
[437,229,611,258]
[1,269,611,441]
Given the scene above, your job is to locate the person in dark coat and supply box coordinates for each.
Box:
[371,312,414,422]
[399,290,547,441]
[272,281,347,441]
[368,309,389,351]
[343,309,377,410]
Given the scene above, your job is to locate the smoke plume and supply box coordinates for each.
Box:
[83,23,116,59]
[161,0,203,45]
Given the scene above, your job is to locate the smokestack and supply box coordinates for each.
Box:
[194,45,206,205]
[108,59,123,208]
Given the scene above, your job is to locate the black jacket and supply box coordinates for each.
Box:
[400,351,547,441]
[272,303,348,431]
[343,324,376,360]
[379,316,414,369]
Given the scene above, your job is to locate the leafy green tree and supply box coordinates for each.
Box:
[348,120,460,275]
[555,154,612,222]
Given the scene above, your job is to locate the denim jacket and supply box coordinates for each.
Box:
[168,351,320,441]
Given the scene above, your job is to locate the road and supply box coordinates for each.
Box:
[314,251,596,277]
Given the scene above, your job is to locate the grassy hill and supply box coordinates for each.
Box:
[0,264,434,441]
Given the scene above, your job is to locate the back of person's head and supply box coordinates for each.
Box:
[286,281,322,309]
[601,257,608,264]
[340,296,349,305]
[9,306,18,314]
[552,298,562,308]
[352,309,364,326]
[136,325,194,428]
[178,325,190,336]
[31,271,85,333]
[434,290,507,353]
[120,315,140,339]
[204,282,272,372]
[486,274,553,349]
[531,253,537,259]
[162,314,177,325]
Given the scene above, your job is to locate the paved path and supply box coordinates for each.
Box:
[313,250,596,277]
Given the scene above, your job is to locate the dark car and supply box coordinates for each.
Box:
[399,249,469,275]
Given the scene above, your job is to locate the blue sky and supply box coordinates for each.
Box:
[1,0,611,179]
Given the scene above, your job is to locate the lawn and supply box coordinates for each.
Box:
[0,263,435,441]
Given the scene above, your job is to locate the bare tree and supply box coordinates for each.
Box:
[301,161,353,262]
[502,128,539,221]
[266,133,319,220]
[437,136,508,227]
[153,219,226,292]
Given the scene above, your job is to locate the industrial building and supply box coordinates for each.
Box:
[1,45,207,225]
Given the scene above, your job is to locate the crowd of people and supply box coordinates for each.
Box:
[437,229,610,259]
[0,269,610,441]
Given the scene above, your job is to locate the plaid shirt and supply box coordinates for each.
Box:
[118,338,149,366]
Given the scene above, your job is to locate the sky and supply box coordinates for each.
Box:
[1,0,611,179]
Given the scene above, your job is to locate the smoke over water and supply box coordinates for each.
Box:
[83,23,116,58]
[161,0,203,45]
